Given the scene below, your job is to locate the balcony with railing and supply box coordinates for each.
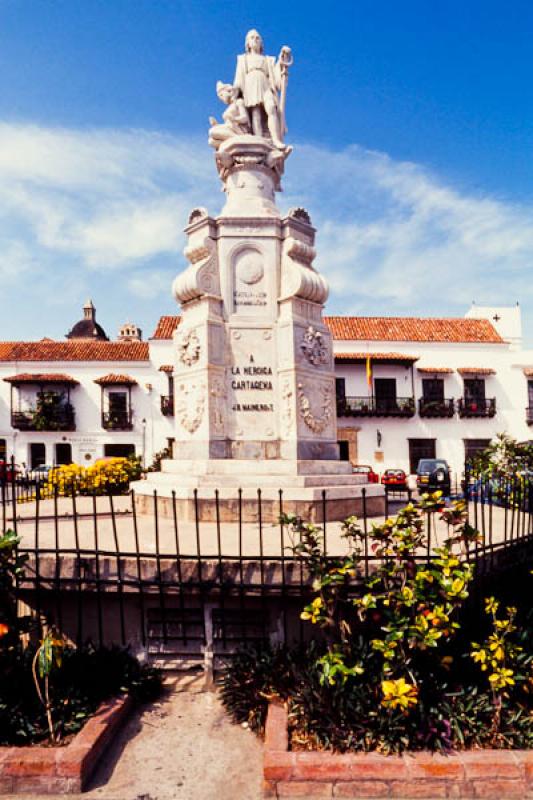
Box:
[458,398,496,418]
[11,403,76,431]
[337,396,415,418]
[418,398,455,418]
[4,375,78,432]
[161,395,174,416]
[102,410,133,431]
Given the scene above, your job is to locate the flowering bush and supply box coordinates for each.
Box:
[470,596,533,744]
[41,456,141,498]
[222,494,533,753]
[289,494,476,710]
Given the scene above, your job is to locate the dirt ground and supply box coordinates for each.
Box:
[21,681,264,800]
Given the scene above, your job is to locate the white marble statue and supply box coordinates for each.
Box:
[233,29,292,149]
[208,82,250,150]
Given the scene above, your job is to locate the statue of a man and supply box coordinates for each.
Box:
[233,29,292,150]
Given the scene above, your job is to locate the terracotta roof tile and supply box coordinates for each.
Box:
[151,316,181,340]
[94,374,138,386]
[159,365,173,373]
[0,341,149,362]
[417,367,454,374]
[457,367,496,376]
[150,315,504,344]
[3,373,79,384]
[324,316,503,344]
[334,352,419,363]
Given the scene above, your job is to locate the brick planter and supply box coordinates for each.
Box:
[0,695,133,794]
[263,702,533,799]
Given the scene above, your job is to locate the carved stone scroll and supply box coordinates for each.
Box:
[172,237,221,304]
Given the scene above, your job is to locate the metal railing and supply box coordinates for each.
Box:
[1,460,531,656]
[418,398,455,418]
[458,398,496,418]
[101,410,133,430]
[337,396,415,417]
[11,406,76,431]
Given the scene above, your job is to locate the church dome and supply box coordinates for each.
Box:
[66,300,109,341]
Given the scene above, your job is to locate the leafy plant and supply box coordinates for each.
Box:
[221,495,532,754]
[31,628,66,742]
[284,494,477,711]
[470,597,532,744]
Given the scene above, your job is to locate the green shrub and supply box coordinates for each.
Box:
[221,495,533,753]
[0,643,162,745]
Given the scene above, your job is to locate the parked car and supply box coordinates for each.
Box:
[381,468,408,491]
[352,464,379,483]
[416,459,451,495]
[0,460,21,483]
[26,465,53,485]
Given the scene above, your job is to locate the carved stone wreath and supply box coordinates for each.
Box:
[297,382,332,434]
[177,329,201,367]
[176,382,205,434]
[300,326,328,366]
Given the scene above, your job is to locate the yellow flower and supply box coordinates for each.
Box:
[489,637,505,662]
[301,597,323,624]
[401,586,414,604]
[471,648,487,666]
[381,678,418,711]
[489,668,515,690]
[450,578,466,596]
[485,597,499,615]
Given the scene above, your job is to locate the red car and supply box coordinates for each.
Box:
[381,469,408,491]
[352,464,379,483]
[0,460,21,482]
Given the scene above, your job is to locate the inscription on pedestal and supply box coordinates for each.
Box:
[233,247,267,315]
[229,328,276,438]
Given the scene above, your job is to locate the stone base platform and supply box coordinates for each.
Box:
[131,460,385,522]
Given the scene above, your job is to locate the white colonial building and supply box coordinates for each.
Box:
[0,300,532,480]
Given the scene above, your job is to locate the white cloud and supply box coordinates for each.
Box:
[0,124,533,338]
[127,270,173,300]
[284,144,533,316]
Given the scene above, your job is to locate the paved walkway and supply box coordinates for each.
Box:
[23,684,263,800]
[6,493,512,558]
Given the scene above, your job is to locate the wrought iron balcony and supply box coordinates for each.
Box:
[418,398,455,418]
[458,398,496,418]
[102,410,133,431]
[160,395,174,416]
[11,406,76,432]
[337,396,415,418]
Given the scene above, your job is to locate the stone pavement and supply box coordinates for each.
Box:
[21,682,263,800]
[9,494,499,558]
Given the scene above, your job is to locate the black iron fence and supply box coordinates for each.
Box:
[1,464,532,661]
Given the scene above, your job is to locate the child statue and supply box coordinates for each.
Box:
[208,82,250,150]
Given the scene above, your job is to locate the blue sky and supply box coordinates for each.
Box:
[1,0,533,341]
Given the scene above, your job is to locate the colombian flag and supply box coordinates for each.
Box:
[366,355,372,388]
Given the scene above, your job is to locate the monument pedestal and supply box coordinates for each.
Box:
[132,128,385,521]
[134,459,385,522]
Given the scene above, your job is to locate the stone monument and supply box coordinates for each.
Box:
[134,30,384,521]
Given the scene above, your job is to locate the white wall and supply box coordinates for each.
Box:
[1,315,532,477]
[336,336,533,480]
